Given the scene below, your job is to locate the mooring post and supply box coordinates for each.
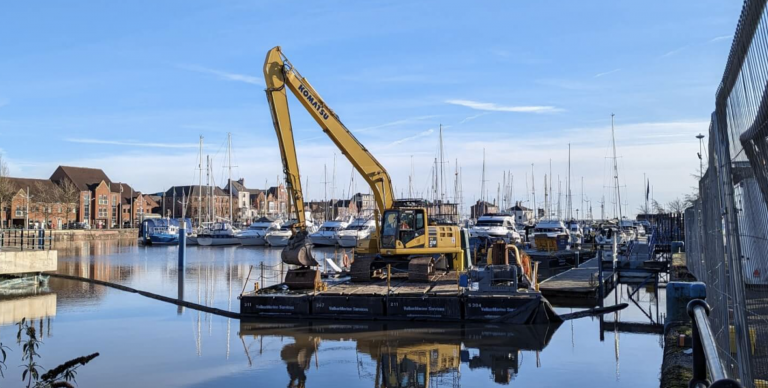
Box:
[575,251,580,268]
[598,249,604,301]
[387,264,391,293]
[178,220,186,268]
[260,262,265,288]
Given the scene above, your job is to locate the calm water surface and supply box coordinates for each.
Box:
[0,240,665,387]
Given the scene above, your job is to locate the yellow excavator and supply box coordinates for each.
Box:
[263,46,466,286]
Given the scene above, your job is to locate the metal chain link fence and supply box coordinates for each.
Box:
[685,1,768,386]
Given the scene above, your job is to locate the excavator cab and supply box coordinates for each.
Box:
[381,208,427,250]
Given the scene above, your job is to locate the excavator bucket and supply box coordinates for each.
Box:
[281,230,317,267]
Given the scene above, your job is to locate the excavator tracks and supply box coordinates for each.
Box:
[407,256,436,282]
[350,255,377,282]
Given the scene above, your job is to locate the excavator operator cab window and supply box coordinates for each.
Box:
[381,209,426,249]
[381,211,399,249]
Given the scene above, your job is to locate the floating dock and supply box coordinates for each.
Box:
[538,257,615,302]
[525,248,596,275]
[240,271,560,324]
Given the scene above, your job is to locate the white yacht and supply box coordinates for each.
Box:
[309,218,350,246]
[197,221,241,246]
[533,220,569,239]
[265,218,317,247]
[336,218,376,248]
[566,220,583,247]
[619,219,637,241]
[470,214,521,244]
[595,224,625,246]
[238,217,282,246]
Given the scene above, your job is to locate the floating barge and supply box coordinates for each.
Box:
[240,271,560,324]
[539,257,616,304]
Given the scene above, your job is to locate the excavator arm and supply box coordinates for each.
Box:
[264,46,394,234]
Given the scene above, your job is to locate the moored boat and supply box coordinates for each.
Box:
[336,218,376,248]
[198,221,241,246]
[238,217,282,246]
[309,218,350,246]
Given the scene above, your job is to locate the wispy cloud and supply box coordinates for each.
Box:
[388,129,434,147]
[446,99,562,113]
[594,68,621,78]
[709,34,732,43]
[354,115,437,133]
[458,112,489,125]
[177,64,262,85]
[65,138,199,149]
[660,45,689,58]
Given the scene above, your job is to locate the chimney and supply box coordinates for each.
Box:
[238,178,245,186]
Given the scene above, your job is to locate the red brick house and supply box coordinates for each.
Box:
[0,177,77,229]
[49,166,137,229]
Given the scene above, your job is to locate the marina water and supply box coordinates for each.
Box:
[0,240,665,388]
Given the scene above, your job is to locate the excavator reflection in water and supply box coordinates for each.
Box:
[239,320,560,387]
[263,46,467,287]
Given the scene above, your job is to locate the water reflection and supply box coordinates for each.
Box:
[53,240,353,313]
[239,320,560,388]
[0,283,56,326]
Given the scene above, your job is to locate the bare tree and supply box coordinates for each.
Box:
[637,203,651,215]
[667,197,686,214]
[683,191,699,208]
[56,179,80,226]
[0,155,14,228]
[652,199,666,214]
[34,181,56,228]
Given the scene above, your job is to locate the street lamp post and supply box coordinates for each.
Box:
[696,133,705,180]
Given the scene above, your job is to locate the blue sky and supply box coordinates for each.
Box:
[0,1,742,217]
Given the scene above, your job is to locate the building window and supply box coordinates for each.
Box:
[57,204,62,213]
[112,195,117,205]
[84,193,91,219]
[15,206,23,217]
[98,207,107,218]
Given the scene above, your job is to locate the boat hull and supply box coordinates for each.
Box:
[336,235,359,248]
[266,235,291,247]
[149,234,179,245]
[309,234,337,246]
[239,235,267,246]
[198,236,241,246]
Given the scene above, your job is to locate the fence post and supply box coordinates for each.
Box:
[260,262,264,288]
[21,229,24,250]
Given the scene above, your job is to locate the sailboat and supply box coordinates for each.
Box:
[198,133,241,246]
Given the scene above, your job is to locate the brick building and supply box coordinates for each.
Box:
[49,166,137,229]
[0,177,77,229]
[470,200,498,220]
[162,186,232,224]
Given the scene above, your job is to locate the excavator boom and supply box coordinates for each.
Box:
[264,46,394,233]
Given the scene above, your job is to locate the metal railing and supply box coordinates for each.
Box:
[687,300,743,388]
[0,228,54,250]
[684,1,768,386]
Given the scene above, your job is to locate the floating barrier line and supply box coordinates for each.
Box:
[46,273,241,319]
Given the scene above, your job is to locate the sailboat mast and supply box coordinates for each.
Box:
[206,155,211,222]
[198,135,203,228]
[611,114,623,220]
[324,164,328,220]
[531,164,535,221]
[227,132,233,223]
[565,143,573,220]
[480,149,486,205]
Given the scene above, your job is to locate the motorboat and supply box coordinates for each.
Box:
[619,219,637,241]
[238,217,282,246]
[265,218,318,247]
[532,220,570,250]
[595,223,625,246]
[309,218,350,246]
[198,221,241,246]
[149,224,179,245]
[469,214,522,244]
[336,218,376,248]
[566,220,583,247]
